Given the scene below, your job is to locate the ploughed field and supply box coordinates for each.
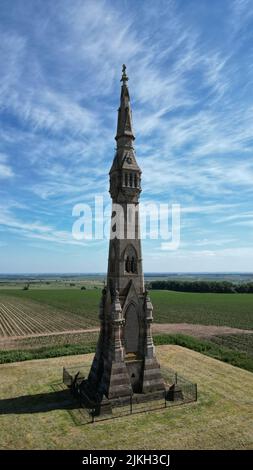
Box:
[0,288,252,330]
[0,295,90,337]
[0,289,252,360]
[0,288,253,374]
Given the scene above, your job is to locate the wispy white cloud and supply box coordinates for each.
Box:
[215,212,253,224]
[0,209,86,246]
[1,0,253,271]
[0,153,14,179]
[147,245,253,273]
[233,219,253,227]
[183,237,238,247]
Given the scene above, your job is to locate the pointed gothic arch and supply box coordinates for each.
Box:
[124,302,139,354]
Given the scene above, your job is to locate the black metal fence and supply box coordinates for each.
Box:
[60,364,197,425]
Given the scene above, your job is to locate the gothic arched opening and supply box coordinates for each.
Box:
[124,244,138,274]
[124,303,139,354]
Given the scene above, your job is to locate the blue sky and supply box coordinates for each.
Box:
[0,0,253,273]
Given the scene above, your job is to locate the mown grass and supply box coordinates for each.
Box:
[1,347,253,449]
[1,333,253,373]
[0,288,253,329]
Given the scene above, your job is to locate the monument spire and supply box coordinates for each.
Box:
[76,65,165,406]
[116,64,135,143]
[110,65,140,202]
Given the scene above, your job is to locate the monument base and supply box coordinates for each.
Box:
[142,357,165,393]
[63,364,187,418]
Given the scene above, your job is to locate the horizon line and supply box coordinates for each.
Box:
[0,272,253,276]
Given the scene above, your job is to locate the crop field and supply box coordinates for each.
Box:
[150,290,253,329]
[210,334,253,357]
[0,345,252,450]
[0,288,253,330]
[0,295,90,338]
[0,289,252,372]
[0,289,99,328]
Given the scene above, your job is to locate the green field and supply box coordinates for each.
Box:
[1,288,253,373]
[0,287,253,450]
[0,288,252,330]
[0,289,99,327]
[0,346,252,450]
[150,290,253,329]
[210,334,253,357]
[1,333,253,373]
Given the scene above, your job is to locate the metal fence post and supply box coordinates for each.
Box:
[130,394,133,414]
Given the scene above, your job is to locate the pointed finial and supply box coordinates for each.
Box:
[120,64,128,85]
[144,286,150,300]
[115,289,120,301]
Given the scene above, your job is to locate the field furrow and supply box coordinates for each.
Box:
[4,303,44,335]
[7,302,60,334]
[10,303,87,332]
[1,304,29,336]
[0,306,12,336]
[0,304,23,336]
[0,309,6,336]
[0,295,90,339]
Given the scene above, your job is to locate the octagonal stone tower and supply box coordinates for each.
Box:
[81,65,165,401]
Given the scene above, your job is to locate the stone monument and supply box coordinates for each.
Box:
[66,66,166,409]
[82,65,164,401]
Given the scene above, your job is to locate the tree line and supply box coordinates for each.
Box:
[147,280,253,293]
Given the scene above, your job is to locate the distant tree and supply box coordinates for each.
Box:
[23,283,29,290]
[149,279,253,293]
[81,286,86,290]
